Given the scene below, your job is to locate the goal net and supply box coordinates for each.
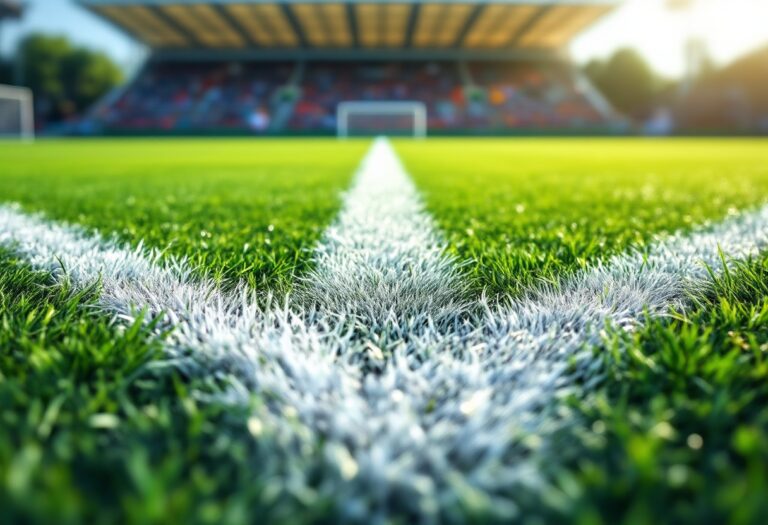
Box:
[0,84,34,140]
[337,101,427,138]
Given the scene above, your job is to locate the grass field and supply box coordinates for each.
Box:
[0,139,367,294]
[1,138,768,525]
[397,139,768,298]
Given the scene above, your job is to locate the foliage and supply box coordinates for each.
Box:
[15,34,123,122]
[677,45,768,131]
[584,48,669,120]
[0,57,12,84]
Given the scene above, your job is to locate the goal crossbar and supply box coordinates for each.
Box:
[337,101,427,138]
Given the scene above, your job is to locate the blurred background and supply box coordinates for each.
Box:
[0,0,766,137]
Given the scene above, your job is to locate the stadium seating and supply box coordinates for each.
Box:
[94,62,295,132]
[465,62,606,129]
[288,62,463,131]
[93,60,614,134]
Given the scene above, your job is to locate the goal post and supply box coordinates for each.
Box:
[0,84,34,141]
[337,101,427,138]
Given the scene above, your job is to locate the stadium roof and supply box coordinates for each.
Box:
[79,0,619,53]
[0,0,23,20]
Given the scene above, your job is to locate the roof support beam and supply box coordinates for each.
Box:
[78,4,145,45]
[249,6,281,45]
[212,4,257,47]
[314,5,335,46]
[346,3,359,48]
[454,4,485,48]
[508,5,551,47]
[281,5,308,48]
[146,5,202,48]
[151,47,566,64]
[404,3,420,48]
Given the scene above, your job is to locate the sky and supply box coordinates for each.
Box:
[572,0,768,76]
[0,0,144,70]
[1,0,767,78]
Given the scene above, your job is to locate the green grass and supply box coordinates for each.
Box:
[0,250,332,525]
[0,138,369,524]
[4,248,768,524]
[0,138,368,295]
[396,138,768,299]
[3,137,768,524]
[532,254,768,525]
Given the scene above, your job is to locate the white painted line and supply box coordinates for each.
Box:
[3,144,768,520]
[0,201,357,398]
[295,138,768,514]
[406,204,768,498]
[300,137,468,355]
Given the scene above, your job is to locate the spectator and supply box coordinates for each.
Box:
[94,60,612,133]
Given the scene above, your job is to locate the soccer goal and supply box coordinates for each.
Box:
[337,101,427,138]
[0,84,34,141]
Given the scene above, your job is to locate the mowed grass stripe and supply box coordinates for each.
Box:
[0,139,368,296]
[396,138,768,299]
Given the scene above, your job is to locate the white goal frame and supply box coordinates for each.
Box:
[0,84,34,141]
[337,101,427,138]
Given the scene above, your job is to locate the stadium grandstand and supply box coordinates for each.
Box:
[79,0,622,135]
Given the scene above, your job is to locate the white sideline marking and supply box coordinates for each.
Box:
[296,140,768,515]
[416,205,768,496]
[301,137,468,355]
[3,139,768,520]
[0,201,363,412]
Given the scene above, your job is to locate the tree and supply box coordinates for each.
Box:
[15,33,122,122]
[0,58,12,84]
[584,48,665,121]
[61,48,123,112]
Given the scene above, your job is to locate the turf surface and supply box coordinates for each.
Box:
[0,250,329,525]
[2,137,768,524]
[396,138,768,299]
[0,139,367,295]
[542,254,768,525]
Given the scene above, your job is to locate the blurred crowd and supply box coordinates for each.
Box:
[93,60,613,133]
[467,62,605,129]
[288,61,607,132]
[94,62,294,131]
[288,62,462,131]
